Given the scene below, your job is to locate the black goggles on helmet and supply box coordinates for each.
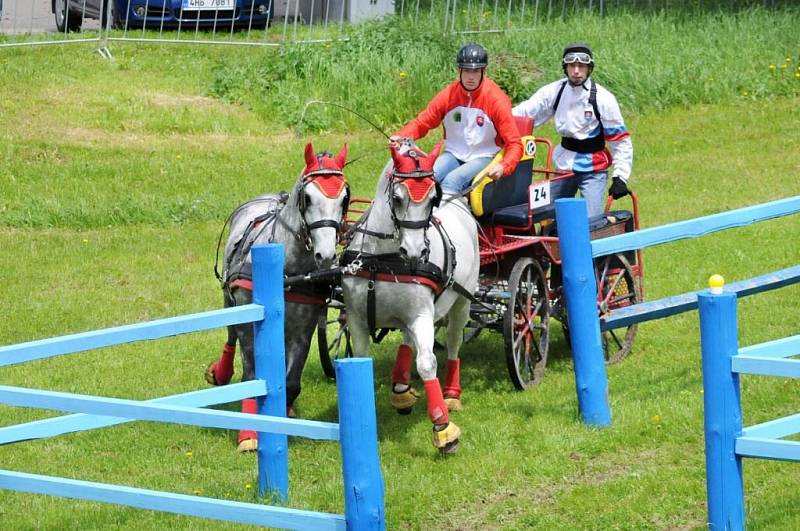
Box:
[563,52,592,65]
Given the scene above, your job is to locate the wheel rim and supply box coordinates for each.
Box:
[317,308,350,380]
[504,258,550,390]
[55,0,66,27]
[595,253,641,364]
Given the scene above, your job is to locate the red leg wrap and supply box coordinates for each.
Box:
[391,344,413,385]
[443,359,462,399]
[239,398,258,443]
[423,379,449,426]
[212,343,236,385]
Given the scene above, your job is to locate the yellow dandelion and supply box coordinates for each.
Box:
[651,414,661,424]
[176,154,182,160]
[781,64,788,69]
[742,91,749,96]
[193,489,202,496]
[786,57,791,63]
[768,64,776,70]
[399,71,407,80]
[82,239,89,243]
[185,450,193,457]
[245,483,253,490]
[796,73,800,79]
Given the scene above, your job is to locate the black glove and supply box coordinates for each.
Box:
[608,177,630,199]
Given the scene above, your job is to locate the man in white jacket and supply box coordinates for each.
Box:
[513,42,633,218]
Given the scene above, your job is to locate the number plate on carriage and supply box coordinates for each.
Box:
[529,181,551,209]
[182,0,234,10]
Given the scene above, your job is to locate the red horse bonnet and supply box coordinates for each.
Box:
[302,142,348,198]
[389,142,442,203]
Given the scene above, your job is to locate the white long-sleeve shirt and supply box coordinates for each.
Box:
[513,77,633,181]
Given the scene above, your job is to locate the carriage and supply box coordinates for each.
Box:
[317,116,644,390]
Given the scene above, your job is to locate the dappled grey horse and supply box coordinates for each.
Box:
[206,143,350,452]
[340,142,479,453]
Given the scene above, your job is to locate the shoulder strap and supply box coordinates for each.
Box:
[589,79,602,124]
[552,80,568,114]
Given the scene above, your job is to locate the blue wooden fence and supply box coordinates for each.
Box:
[0,243,385,530]
[555,195,800,426]
[698,290,800,529]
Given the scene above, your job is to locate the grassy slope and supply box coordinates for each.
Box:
[1,16,800,531]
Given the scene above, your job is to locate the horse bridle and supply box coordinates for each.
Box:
[281,169,351,250]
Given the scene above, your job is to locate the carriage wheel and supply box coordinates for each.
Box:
[317,306,352,380]
[503,258,550,390]
[594,253,642,364]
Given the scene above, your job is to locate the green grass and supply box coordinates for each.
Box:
[1,8,800,530]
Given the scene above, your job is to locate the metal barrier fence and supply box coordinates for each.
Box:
[0,244,385,530]
[554,195,800,426]
[698,290,800,528]
[1,0,791,51]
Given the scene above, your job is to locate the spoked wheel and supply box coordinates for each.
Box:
[317,304,351,380]
[503,258,550,390]
[594,253,642,364]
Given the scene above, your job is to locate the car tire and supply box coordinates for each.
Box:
[54,0,83,33]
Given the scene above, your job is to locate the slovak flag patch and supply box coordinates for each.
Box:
[476,116,485,127]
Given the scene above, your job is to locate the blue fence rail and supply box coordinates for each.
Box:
[0,244,385,530]
[698,290,800,528]
[555,195,800,426]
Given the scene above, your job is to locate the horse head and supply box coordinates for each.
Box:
[299,142,350,269]
[388,141,442,266]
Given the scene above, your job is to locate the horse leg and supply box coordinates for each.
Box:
[284,303,321,418]
[411,318,461,454]
[390,333,419,415]
[443,297,470,412]
[205,293,239,386]
[234,317,258,452]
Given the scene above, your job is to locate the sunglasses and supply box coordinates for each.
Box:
[563,52,592,65]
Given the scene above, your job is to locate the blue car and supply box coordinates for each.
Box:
[53,0,273,33]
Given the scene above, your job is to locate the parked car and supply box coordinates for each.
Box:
[53,0,272,33]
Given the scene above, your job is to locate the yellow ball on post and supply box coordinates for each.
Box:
[708,274,725,295]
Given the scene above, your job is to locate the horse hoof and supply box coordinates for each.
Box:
[287,405,297,418]
[432,421,461,451]
[390,387,419,413]
[439,439,460,455]
[444,397,463,412]
[237,438,257,453]
[204,361,231,386]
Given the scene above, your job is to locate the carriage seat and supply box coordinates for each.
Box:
[492,203,555,228]
[468,116,536,218]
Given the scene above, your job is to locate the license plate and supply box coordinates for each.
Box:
[529,180,551,209]
[182,0,235,11]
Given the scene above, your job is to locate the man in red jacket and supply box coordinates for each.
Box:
[391,43,522,194]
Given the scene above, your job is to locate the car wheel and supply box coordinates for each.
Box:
[54,0,83,33]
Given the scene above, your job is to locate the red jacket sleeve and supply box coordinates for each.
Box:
[395,83,453,140]
[489,88,523,176]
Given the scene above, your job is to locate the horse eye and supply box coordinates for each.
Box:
[304,193,312,205]
[392,194,403,206]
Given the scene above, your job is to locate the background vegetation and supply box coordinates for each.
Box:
[1,6,799,530]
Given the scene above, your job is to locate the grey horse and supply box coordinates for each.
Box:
[340,142,479,453]
[206,143,350,452]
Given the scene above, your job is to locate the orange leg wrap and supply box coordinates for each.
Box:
[443,359,461,399]
[238,398,258,444]
[212,343,236,386]
[391,344,413,385]
[423,378,449,426]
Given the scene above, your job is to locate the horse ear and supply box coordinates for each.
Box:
[304,143,316,169]
[334,144,348,170]
[388,144,403,168]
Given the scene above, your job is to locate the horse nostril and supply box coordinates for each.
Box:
[399,247,408,258]
[421,248,430,262]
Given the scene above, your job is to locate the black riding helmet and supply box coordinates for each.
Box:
[457,43,488,70]
[562,42,594,79]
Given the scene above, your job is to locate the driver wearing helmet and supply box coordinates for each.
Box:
[391,43,522,194]
[513,42,633,218]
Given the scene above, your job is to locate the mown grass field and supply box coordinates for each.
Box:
[1,8,800,530]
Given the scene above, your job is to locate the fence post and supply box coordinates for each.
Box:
[698,290,745,530]
[251,244,288,501]
[336,358,385,530]
[555,198,611,426]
